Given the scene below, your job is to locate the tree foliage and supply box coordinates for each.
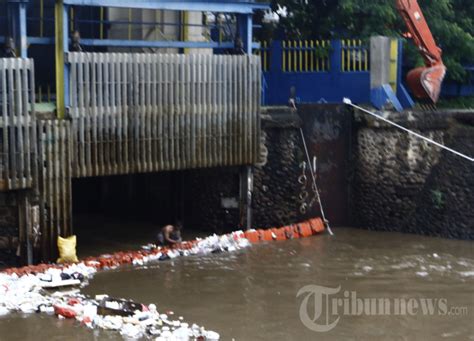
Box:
[268,0,474,82]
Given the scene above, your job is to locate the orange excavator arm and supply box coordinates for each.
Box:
[395,0,446,103]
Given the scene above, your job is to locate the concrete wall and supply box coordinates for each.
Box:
[107,9,209,54]
[108,8,180,53]
[370,36,392,90]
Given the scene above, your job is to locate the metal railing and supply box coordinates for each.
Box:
[341,39,369,72]
[258,40,372,105]
[253,39,369,74]
[253,40,269,72]
[282,40,331,72]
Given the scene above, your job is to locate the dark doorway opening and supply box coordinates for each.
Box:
[72,171,186,257]
[71,168,241,257]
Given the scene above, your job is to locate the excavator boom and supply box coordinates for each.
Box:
[395,0,446,103]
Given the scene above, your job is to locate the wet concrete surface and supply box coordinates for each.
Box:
[1,228,473,340]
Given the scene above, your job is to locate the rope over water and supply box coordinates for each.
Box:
[299,128,334,236]
[343,98,474,162]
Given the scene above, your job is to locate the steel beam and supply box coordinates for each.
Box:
[80,38,232,48]
[18,2,28,58]
[27,37,55,45]
[79,38,259,49]
[239,165,253,230]
[55,0,70,119]
[7,0,29,58]
[237,13,252,54]
[63,0,269,13]
[2,35,262,49]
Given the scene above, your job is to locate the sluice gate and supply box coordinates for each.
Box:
[68,53,261,176]
[0,53,261,262]
[0,59,37,191]
[37,119,73,261]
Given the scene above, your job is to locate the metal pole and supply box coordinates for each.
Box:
[237,11,254,230]
[18,1,28,58]
[55,0,70,119]
[240,165,253,230]
[7,0,28,58]
[25,194,33,265]
[246,166,253,230]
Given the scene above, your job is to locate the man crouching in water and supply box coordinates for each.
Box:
[157,222,182,247]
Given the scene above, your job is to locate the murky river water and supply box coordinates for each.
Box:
[1,228,473,340]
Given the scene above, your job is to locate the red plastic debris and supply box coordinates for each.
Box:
[54,305,77,318]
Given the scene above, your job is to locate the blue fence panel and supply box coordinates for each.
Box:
[258,40,371,105]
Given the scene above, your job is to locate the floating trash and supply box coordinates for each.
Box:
[0,217,325,340]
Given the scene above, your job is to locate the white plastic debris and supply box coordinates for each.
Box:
[0,306,9,316]
[96,315,123,330]
[173,325,190,340]
[0,230,240,340]
[39,305,55,314]
[120,323,142,339]
[82,303,97,319]
[205,330,221,340]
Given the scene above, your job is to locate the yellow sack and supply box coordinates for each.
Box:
[57,235,79,264]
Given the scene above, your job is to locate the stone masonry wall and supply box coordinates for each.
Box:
[406,122,474,239]
[253,108,304,228]
[184,107,308,232]
[0,192,19,266]
[184,167,241,234]
[352,111,474,239]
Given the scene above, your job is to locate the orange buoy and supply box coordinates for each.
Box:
[282,226,294,239]
[244,230,260,243]
[298,222,313,237]
[272,228,287,241]
[291,224,301,238]
[309,217,325,233]
[0,217,328,277]
[260,229,274,242]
